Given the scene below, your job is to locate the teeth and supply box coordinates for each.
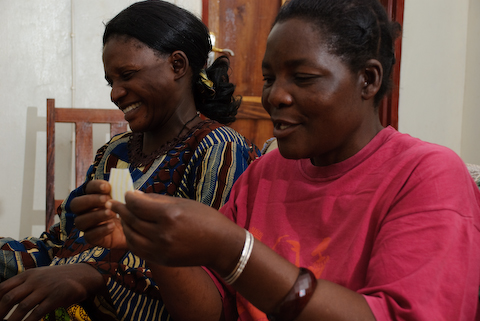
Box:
[122,102,141,114]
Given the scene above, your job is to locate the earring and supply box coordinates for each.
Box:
[364,81,368,87]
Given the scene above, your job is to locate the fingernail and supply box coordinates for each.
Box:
[100,195,107,203]
[105,200,112,209]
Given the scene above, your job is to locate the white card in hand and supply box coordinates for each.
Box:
[109,168,134,203]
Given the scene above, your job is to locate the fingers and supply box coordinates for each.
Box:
[84,179,111,195]
[74,207,116,231]
[123,191,175,221]
[0,281,21,320]
[0,265,105,321]
[70,193,111,215]
[70,180,112,215]
[121,220,153,255]
[109,192,152,223]
[0,277,45,321]
[107,199,131,220]
[108,198,152,234]
[82,221,116,247]
[6,293,47,321]
[108,195,166,261]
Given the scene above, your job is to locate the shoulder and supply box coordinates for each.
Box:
[380,129,480,212]
[190,121,260,156]
[111,131,132,141]
[94,131,132,158]
[196,121,250,145]
[91,131,132,175]
[379,127,464,170]
[98,131,132,151]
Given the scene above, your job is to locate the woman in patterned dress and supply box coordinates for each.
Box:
[0,1,259,320]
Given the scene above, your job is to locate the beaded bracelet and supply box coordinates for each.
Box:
[266,267,317,321]
[223,229,254,285]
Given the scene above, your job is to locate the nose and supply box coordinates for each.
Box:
[263,80,293,111]
[110,85,127,106]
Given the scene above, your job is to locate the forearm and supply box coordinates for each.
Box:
[149,263,223,321]
[215,232,375,321]
[78,263,110,298]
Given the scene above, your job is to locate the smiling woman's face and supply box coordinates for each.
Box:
[103,35,179,134]
[262,18,380,166]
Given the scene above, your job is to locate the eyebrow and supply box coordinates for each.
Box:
[262,58,313,70]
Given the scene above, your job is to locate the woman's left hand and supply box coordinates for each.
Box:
[72,180,128,249]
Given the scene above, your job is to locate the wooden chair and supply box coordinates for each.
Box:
[46,98,128,230]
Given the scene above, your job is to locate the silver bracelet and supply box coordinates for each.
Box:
[224,229,254,285]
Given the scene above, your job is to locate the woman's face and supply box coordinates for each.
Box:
[262,18,380,166]
[103,35,180,134]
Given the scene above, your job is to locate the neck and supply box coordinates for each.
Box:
[142,111,200,154]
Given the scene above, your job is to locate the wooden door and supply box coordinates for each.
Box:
[203,0,404,149]
[204,0,281,149]
[379,0,404,130]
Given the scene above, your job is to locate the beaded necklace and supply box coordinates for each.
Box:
[127,113,208,168]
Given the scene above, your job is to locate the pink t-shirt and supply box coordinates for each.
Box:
[220,126,480,320]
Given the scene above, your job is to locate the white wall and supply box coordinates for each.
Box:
[398,0,480,165]
[0,0,478,239]
[0,0,201,239]
[461,0,480,164]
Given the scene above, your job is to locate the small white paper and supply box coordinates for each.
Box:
[109,168,134,203]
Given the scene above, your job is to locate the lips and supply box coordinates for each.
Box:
[272,119,299,138]
[276,123,292,130]
[121,102,141,115]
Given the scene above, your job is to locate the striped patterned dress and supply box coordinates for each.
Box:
[0,120,260,321]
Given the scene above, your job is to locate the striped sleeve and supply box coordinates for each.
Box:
[179,126,257,209]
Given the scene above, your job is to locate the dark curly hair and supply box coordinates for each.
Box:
[103,0,239,124]
[276,0,401,106]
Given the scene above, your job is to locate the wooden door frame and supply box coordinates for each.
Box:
[379,0,404,129]
[202,0,209,26]
[202,0,404,129]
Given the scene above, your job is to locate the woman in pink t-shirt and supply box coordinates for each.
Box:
[74,0,480,320]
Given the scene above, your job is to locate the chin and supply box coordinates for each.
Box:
[126,121,147,133]
[277,142,306,160]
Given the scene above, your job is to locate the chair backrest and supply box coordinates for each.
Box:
[46,98,128,230]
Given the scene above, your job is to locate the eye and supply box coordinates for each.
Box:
[121,70,136,81]
[262,75,275,87]
[294,74,319,86]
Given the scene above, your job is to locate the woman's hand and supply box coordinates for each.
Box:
[0,264,105,321]
[72,180,127,249]
[110,191,246,273]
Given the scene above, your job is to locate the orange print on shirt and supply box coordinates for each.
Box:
[308,237,331,278]
[236,235,331,320]
[270,235,330,277]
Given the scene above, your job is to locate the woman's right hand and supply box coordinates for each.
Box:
[0,264,106,321]
[109,191,246,273]
[72,180,128,249]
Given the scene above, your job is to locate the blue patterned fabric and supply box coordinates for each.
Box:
[0,121,260,320]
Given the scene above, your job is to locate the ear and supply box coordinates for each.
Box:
[169,51,190,80]
[360,59,383,101]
